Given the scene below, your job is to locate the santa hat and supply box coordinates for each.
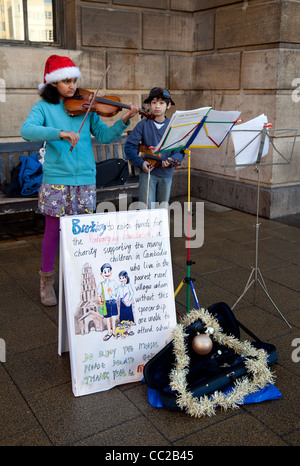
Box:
[38,55,81,91]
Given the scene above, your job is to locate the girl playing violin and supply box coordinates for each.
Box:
[124,87,184,208]
[21,55,139,307]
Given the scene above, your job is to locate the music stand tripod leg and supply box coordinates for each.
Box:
[232,268,255,310]
[174,280,185,298]
[190,278,200,310]
[257,276,292,328]
[232,157,292,328]
[146,168,151,208]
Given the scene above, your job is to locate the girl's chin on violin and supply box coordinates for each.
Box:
[64,91,77,99]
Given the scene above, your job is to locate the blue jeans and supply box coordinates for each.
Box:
[138,172,172,209]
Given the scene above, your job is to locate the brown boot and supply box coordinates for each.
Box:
[39,270,57,306]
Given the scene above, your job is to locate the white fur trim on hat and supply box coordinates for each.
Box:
[38,55,81,91]
[45,66,81,84]
[38,67,81,91]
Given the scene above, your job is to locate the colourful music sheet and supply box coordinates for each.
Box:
[153,107,212,153]
[190,109,241,148]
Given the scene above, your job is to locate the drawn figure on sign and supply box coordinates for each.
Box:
[118,270,135,325]
[97,263,118,341]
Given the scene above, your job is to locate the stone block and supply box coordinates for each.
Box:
[194,11,214,51]
[171,0,240,11]
[113,0,167,8]
[275,93,300,131]
[0,92,39,138]
[169,56,194,90]
[143,13,193,51]
[268,184,300,218]
[81,7,140,48]
[281,0,300,43]
[194,53,240,89]
[80,53,106,89]
[278,49,300,89]
[271,137,300,186]
[216,2,281,48]
[185,91,216,110]
[242,50,279,90]
[107,53,166,90]
[171,0,204,12]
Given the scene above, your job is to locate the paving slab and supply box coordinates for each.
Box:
[0,202,299,447]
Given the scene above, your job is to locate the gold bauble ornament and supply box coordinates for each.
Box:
[192,333,213,355]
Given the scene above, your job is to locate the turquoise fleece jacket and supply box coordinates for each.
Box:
[21,99,130,186]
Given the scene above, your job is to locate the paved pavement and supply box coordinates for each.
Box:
[0,199,299,448]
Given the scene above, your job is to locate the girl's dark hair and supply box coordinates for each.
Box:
[40,83,60,104]
[119,271,130,283]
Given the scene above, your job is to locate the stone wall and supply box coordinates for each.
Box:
[185,0,300,218]
[0,0,299,218]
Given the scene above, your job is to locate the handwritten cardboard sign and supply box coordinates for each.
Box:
[59,209,177,396]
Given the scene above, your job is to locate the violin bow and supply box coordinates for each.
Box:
[69,63,111,153]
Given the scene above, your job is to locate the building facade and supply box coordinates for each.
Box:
[0,0,299,218]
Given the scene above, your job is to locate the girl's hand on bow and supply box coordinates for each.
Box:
[60,130,80,148]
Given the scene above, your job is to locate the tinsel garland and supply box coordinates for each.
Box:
[169,308,275,418]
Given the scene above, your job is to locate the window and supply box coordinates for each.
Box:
[0,0,60,44]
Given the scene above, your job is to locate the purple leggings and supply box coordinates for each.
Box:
[41,215,60,272]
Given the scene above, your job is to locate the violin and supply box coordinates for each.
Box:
[138,144,181,168]
[64,88,155,120]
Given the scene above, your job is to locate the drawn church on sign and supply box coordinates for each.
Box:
[74,263,106,334]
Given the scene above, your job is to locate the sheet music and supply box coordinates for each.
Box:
[191,110,241,148]
[154,107,241,153]
[231,114,269,167]
[154,107,212,153]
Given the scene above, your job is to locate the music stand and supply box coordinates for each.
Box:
[160,108,241,313]
[223,119,297,328]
